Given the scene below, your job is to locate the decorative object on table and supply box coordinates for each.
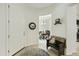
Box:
[29,22,36,30]
[54,18,62,25]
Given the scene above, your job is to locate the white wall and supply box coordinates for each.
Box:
[52,4,68,38]
[24,6,39,46]
[8,4,40,55]
[66,5,77,55]
[0,4,8,56]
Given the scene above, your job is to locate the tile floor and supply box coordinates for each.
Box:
[14,43,79,56]
[14,45,57,56]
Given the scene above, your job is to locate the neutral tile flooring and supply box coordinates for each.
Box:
[14,45,57,56]
[14,43,79,56]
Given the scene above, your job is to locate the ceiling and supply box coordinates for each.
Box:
[24,3,78,10]
[25,3,57,8]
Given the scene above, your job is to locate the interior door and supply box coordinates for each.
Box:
[8,4,25,55]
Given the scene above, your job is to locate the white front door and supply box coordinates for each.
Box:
[8,4,25,55]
